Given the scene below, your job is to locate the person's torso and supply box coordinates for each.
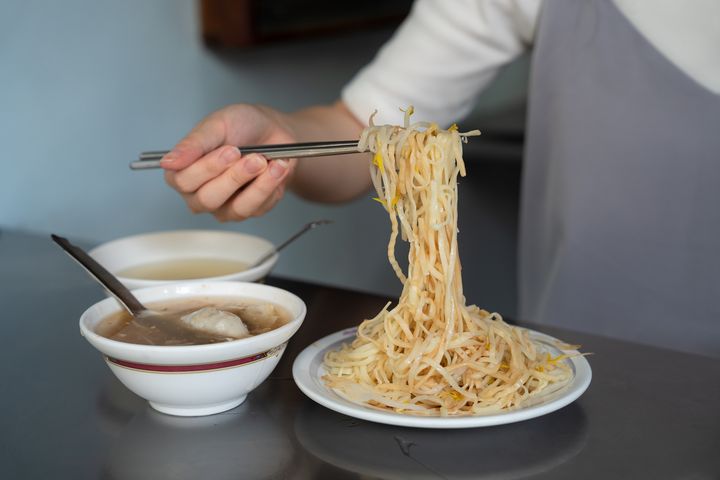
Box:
[519,0,720,357]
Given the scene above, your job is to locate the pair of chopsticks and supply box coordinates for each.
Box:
[130,141,361,170]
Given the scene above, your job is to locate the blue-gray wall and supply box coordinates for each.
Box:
[1,0,528,314]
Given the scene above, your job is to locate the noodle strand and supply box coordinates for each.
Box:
[324,110,573,416]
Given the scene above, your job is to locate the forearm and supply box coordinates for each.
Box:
[276,101,372,203]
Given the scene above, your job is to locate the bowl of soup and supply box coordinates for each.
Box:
[80,281,306,416]
[88,230,278,290]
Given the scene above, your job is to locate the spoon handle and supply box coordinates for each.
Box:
[249,219,334,269]
[51,234,147,316]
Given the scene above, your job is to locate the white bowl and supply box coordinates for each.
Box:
[80,281,306,416]
[88,230,278,290]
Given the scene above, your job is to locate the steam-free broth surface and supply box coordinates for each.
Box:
[96,296,291,346]
[116,258,249,280]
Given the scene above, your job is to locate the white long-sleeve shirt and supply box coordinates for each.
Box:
[341,0,720,357]
[342,0,720,127]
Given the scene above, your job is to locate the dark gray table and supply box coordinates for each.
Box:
[1,230,718,479]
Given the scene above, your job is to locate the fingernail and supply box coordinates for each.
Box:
[244,155,266,174]
[269,160,289,179]
[160,152,176,164]
[221,147,239,165]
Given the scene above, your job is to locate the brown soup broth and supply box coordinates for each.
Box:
[96,296,291,346]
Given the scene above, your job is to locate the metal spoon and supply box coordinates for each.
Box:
[52,234,251,341]
[51,234,157,323]
[248,219,333,269]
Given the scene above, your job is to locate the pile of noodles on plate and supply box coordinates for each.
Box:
[323,107,577,416]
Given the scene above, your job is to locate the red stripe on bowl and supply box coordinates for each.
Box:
[107,351,269,373]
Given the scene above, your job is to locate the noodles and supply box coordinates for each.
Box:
[323,107,574,416]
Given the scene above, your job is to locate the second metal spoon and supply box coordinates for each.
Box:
[248,219,333,270]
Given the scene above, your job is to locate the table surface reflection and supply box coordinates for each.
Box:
[1,230,719,479]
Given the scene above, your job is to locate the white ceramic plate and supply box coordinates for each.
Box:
[293,327,591,429]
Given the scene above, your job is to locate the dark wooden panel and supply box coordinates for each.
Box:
[200,0,412,48]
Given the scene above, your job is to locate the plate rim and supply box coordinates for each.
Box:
[292,327,591,429]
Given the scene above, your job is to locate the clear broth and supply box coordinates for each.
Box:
[116,258,249,281]
[96,296,291,346]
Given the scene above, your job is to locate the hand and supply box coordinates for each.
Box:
[161,104,296,222]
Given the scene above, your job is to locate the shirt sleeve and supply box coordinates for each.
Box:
[342,0,540,127]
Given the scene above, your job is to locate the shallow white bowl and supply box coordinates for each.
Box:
[88,230,278,290]
[80,281,306,416]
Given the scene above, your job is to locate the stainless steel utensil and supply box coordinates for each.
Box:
[130,141,361,170]
[51,234,152,319]
[52,234,264,337]
[249,219,333,270]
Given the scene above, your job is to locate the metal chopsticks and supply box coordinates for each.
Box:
[130,140,361,170]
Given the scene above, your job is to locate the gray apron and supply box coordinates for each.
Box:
[519,0,720,357]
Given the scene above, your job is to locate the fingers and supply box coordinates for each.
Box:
[213,159,291,222]
[159,104,298,221]
[165,146,245,194]
[182,153,269,212]
[160,114,227,170]
[160,104,280,171]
